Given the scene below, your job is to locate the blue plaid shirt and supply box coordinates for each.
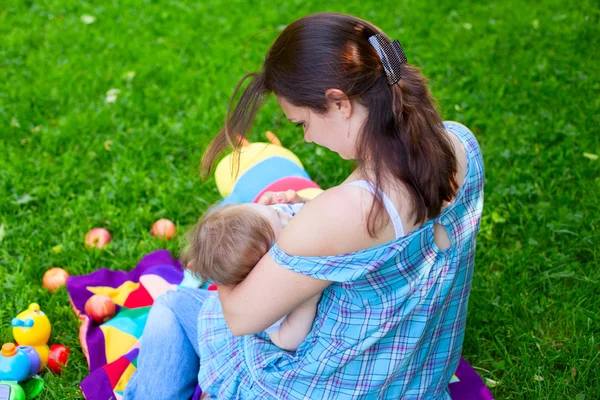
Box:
[197,121,484,399]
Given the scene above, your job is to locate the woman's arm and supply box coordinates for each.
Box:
[267,293,321,351]
[217,185,388,335]
[216,251,330,336]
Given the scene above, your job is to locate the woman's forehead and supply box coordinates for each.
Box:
[276,96,305,119]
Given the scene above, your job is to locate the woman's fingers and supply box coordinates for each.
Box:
[258,192,283,204]
[285,189,302,203]
[258,190,300,205]
[257,192,275,204]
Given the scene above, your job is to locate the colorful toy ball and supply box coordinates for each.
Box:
[150,219,176,240]
[42,268,69,293]
[84,228,112,249]
[84,294,116,325]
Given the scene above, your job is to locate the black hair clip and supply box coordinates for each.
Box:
[368,34,408,85]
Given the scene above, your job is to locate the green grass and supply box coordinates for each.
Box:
[1,0,599,398]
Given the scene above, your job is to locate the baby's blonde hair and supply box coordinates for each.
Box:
[182,204,275,286]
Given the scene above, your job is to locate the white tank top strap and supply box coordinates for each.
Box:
[345,180,405,238]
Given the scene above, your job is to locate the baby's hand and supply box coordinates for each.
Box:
[258,190,308,205]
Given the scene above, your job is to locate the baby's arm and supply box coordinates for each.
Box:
[267,293,321,351]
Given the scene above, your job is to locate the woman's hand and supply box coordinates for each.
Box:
[257,189,309,205]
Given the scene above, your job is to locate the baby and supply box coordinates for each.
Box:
[182,192,320,351]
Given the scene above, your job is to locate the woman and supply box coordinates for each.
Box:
[124,11,484,400]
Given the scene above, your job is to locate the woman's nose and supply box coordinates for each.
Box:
[304,131,312,143]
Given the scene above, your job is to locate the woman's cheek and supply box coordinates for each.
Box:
[304,130,313,143]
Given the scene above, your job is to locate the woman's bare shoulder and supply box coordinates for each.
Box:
[277,184,383,257]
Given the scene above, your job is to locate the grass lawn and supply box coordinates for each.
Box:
[1,0,599,398]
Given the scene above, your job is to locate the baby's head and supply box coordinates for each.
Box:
[182,203,292,286]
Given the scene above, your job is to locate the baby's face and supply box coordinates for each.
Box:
[244,203,292,238]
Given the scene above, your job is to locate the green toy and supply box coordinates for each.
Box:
[0,377,43,400]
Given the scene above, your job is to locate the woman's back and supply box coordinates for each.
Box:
[196,121,484,399]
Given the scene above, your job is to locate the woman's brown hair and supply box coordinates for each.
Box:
[202,12,458,237]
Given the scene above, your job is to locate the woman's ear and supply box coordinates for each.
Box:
[325,88,352,119]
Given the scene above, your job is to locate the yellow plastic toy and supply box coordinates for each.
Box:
[11,303,51,371]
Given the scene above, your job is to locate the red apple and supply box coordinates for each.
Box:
[43,267,69,293]
[150,219,176,240]
[85,228,111,249]
[47,344,70,374]
[85,294,116,324]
